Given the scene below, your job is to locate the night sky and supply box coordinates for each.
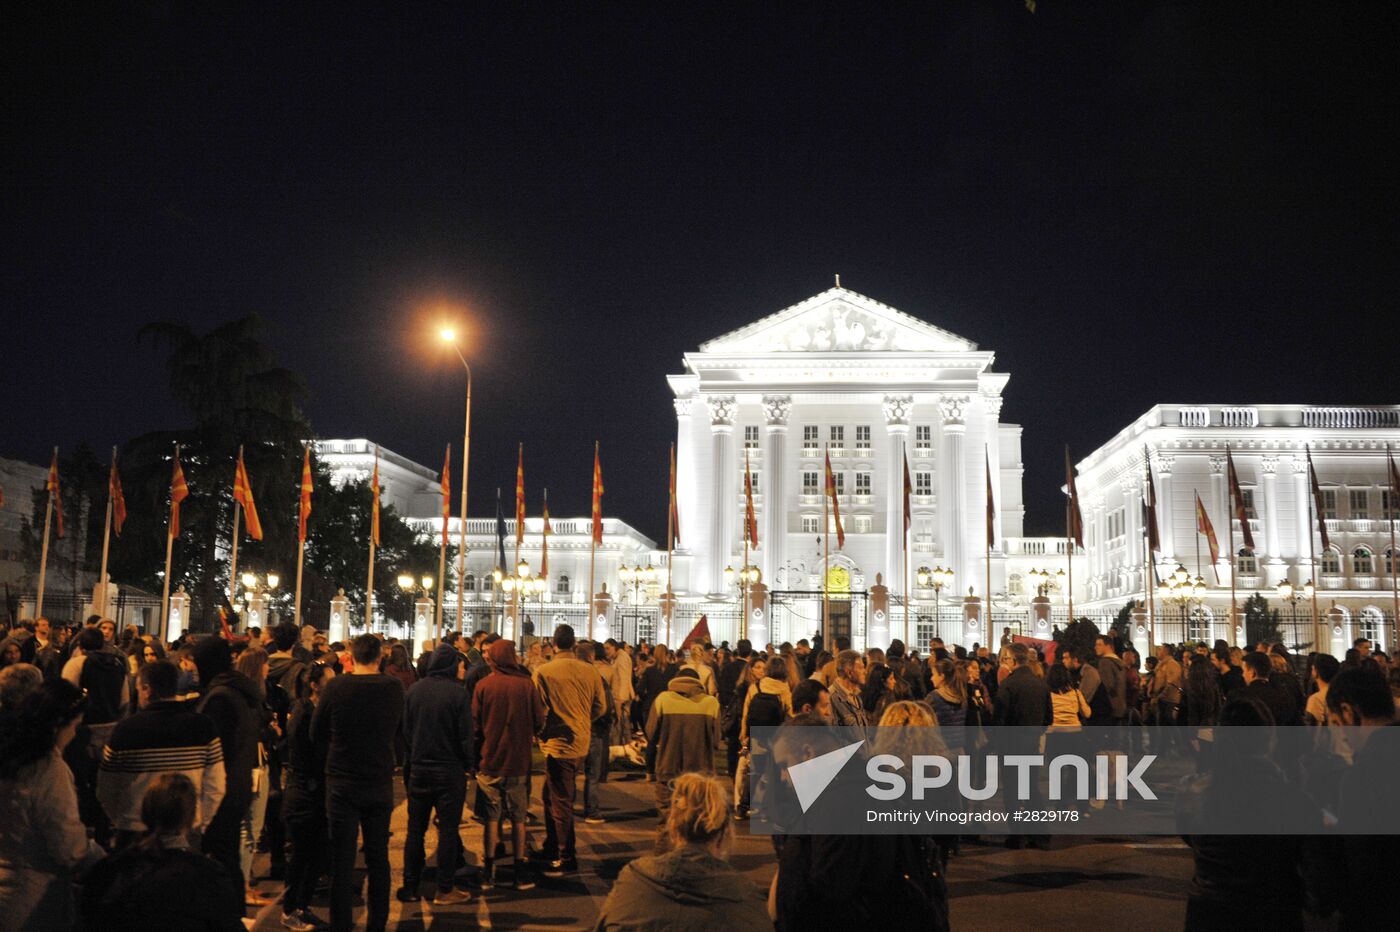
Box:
[5,3,1397,540]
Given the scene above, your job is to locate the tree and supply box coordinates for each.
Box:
[1241,592,1309,652]
[1056,617,1101,663]
[1111,600,1136,641]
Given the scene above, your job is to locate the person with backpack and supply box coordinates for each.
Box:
[645,667,721,851]
[734,659,791,818]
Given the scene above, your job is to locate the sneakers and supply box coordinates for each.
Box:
[542,857,578,877]
[280,912,316,932]
[583,814,606,824]
[513,863,538,890]
[395,885,421,903]
[479,861,497,890]
[431,888,472,906]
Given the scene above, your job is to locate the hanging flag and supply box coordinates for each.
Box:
[439,444,451,550]
[47,451,65,539]
[1143,446,1160,554]
[591,443,604,545]
[680,613,711,650]
[985,447,996,549]
[668,443,680,547]
[298,445,314,543]
[541,489,552,577]
[170,450,189,539]
[744,449,759,548]
[1307,448,1330,552]
[370,448,380,546]
[1225,448,1256,553]
[109,451,127,537]
[1195,492,1221,577]
[1388,446,1400,521]
[902,452,913,537]
[515,444,526,546]
[1064,446,1083,549]
[495,488,507,571]
[824,451,845,549]
[233,450,264,541]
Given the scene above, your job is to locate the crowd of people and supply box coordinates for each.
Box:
[1,612,1398,931]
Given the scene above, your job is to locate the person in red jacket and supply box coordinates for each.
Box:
[472,639,546,890]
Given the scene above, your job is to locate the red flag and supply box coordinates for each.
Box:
[668,443,680,547]
[743,449,758,548]
[1195,492,1221,579]
[109,451,127,537]
[515,444,526,547]
[985,447,997,549]
[298,445,314,543]
[217,605,234,641]
[1064,446,1083,550]
[541,489,552,577]
[1307,448,1330,552]
[1144,447,1160,555]
[680,614,711,650]
[1388,446,1400,521]
[1226,448,1256,553]
[370,447,381,546]
[591,443,604,545]
[824,451,845,549]
[902,452,912,538]
[438,444,451,550]
[169,450,189,538]
[233,451,263,541]
[47,450,64,539]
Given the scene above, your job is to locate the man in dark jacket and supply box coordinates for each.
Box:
[993,643,1052,849]
[718,639,751,775]
[646,668,720,851]
[475,638,546,889]
[61,624,130,846]
[193,635,263,921]
[399,643,472,904]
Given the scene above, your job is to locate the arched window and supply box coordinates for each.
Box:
[1321,547,1342,574]
[1385,548,1397,576]
[482,574,494,592]
[557,575,571,594]
[1359,608,1383,644]
[1236,548,1257,575]
[463,573,476,592]
[1353,547,1374,575]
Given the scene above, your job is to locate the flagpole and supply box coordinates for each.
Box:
[457,363,473,639]
[1064,446,1075,626]
[94,447,117,618]
[742,449,750,642]
[666,443,675,648]
[228,445,243,616]
[1389,444,1399,652]
[589,442,598,642]
[822,443,829,647]
[1144,449,1156,655]
[435,444,450,642]
[365,449,378,630]
[903,502,910,648]
[35,446,57,619]
[160,443,179,641]
[1228,451,1237,647]
[295,442,308,630]
[1307,451,1321,651]
[513,444,522,643]
[984,445,992,649]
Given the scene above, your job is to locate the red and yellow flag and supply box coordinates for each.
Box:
[541,489,552,577]
[515,444,526,547]
[1064,446,1083,550]
[668,443,680,548]
[47,450,65,539]
[985,446,997,549]
[1225,447,1256,553]
[824,451,845,549]
[1307,448,1330,552]
[109,451,127,537]
[1388,445,1400,521]
[743,449,759,548]
[370,447,381,546]
[1195,491,1220,578]
[902,452,912,539]
[169,449,189,538]
[298,445,314,543]
[591,442,604,545]
[1144,446,1161,555]
[233,450,263,541]
[439,444,451,550]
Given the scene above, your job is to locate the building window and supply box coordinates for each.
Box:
[1108,509,1125,541]
[833,472,845,495]
[1321,547,1342,574]
[557,575,571,594]
[1353,547,1375,575]
[915,425,932,450]
[482,575,494,592]
[854,472,871,496]
[1321,489,1338,520]
[1241,489,1257,520]
[1349,488,1369,519]
[744,425,759,449]
[855,425,871,449]
[463,573,476,592]
[1236,549,1257,575]
[801,515,819,534]
[915,471,932,496]
[746,470,760,494]
[1359,608,1383,643]
[1383,490,1397,519]
[852,515,873,533]
[1385,548,1397,575]
[829,425,844,446]
[803,425,818,450]
[802,471,819,495]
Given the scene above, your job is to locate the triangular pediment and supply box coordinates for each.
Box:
[698,287,976,354]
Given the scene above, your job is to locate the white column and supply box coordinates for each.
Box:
[1155,453,1176,564]
[707,395,737,595]
[762,395,791,589]
[938,393,970,593]
[1291,456,1311,583]
[1121,476,1141,595]
[883,394,913,594]
[1261,455,1283,578]
[674,395,694,552]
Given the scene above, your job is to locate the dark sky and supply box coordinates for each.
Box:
[5,2,1397,539]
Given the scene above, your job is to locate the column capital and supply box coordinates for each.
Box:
[1152,452,1175,477]
[1119,475,1141,496]
[673,395,694,418]
[1260,455,1279,474]
[981,392,1004,418]
[882,393,914,428]
[761,394,792,428]
[706,394,736,430]
[1286,454,1309,476]
[937,393,970,428]
[1208,454,1226,475]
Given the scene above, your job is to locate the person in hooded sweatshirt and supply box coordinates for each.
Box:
[644,666,720,852]
[593,772,768,932]
[192,634,263,924]
[61,624,130,846]
[398,642,472,905]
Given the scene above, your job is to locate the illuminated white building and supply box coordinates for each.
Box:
[1074,404,1400,653]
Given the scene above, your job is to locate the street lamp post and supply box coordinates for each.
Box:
[397,573,435,653]
[500,558,535,644]
[724,563,760,642]
[1159,563,1209,643]
[915,565,952,647]
[619,564,658,643]
[1276,578,1315,650]
[240,571,280,633]
[439,328,472,643]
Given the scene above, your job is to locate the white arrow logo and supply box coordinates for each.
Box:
[787,739,865,812]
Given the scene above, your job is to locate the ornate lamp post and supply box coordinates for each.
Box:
[1275,578,1314,649]
[240,571,279,632]
[1160,563,1209,642]
[916,565,952,645]
[397,573,435,653]
[724,563,761,640]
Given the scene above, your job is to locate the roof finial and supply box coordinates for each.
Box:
[834,273,842,289]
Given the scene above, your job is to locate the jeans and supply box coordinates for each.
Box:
[582,734,609,818]
[541,755,582,861]
[282,781,327,914]
[203,796,249,919]
[327,780,393,932]
[241,765,270,886]
[403,766,466,893]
